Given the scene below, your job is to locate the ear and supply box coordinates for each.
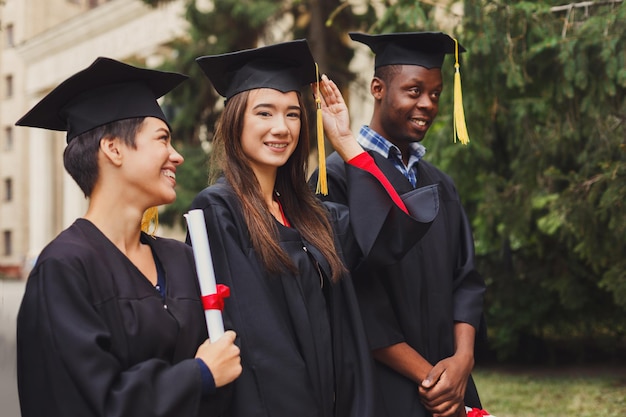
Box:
[99,136,123,167]
[371,77,385,100]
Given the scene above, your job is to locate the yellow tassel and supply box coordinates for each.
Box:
[453,38,470,145]
[314,63,328,195]
[141,206,159,236]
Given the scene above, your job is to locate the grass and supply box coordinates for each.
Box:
[473,365,626,417]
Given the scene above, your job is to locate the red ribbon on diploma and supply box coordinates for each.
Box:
[201,284,230,311]
[467,408,490,417]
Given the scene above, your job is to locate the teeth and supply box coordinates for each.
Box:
[413,119,427,127]
[163,170,176,179]
[267,143,287,148]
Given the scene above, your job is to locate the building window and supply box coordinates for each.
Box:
[5,24,14,48]
[3,231,11,256]
[5,75,13,98]
[3,178,12,201]
[4,127,13,150]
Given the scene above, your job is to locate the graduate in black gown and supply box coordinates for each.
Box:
[189,40,438,417]
[15,58,242,417]
[309,33,487,417]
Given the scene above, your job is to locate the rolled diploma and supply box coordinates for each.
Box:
[184,209,225,341]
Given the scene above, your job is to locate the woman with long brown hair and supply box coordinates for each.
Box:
[190,40,437,417]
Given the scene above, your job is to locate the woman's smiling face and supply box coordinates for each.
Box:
[240,88,301,176]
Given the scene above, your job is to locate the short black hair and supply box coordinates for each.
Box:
[374,65,403,85]
[63,117,144,197]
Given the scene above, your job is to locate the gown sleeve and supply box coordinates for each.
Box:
[330,154,438,269]
[451,206,485,330]
[17,254,206,417]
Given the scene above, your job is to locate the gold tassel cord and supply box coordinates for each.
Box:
[315,63,328,195]
[453,38,470,145]
[141,206,159,237]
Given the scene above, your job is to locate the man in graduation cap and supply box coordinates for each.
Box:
[310,32,486,417]
[15,57,242,417]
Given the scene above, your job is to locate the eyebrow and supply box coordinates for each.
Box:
[155,127,171,137]
[252,103,302,111]
[405,77,443,88]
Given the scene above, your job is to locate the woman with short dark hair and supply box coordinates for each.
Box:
[15,57,242,417]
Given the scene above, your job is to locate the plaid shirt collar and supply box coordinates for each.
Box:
[356,125,426,187]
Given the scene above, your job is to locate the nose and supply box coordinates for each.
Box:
[416,94,435,111]
[169,144,184,165]
[271,116,290,136]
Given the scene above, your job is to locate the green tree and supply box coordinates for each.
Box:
[458,0,626,361]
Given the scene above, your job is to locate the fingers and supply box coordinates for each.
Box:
[425,400,464,417]
[218,329,237,343]
[419,369,467,417]
[196,330,242,387]
[422,365,445,388]
[421,388,457,410]
[205,329,236,346]
[319,74,343,107]
[310,74,346,113]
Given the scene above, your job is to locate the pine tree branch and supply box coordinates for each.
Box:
[551,0,623,37]
[550,0,623,13]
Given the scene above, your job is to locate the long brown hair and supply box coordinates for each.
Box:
[209,90,347,281]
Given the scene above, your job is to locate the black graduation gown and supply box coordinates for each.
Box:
[188,163,437,417]
[311,151,486,417]
[17,219,223,417]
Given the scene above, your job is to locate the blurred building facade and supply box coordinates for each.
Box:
[0,0,188,278]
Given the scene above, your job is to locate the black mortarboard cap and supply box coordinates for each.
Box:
[349,31,465,69]
[16,57,188,143]
[195,39,317,99]
[351,31,470,145]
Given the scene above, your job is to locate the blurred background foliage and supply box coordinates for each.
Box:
[143,0,626,364]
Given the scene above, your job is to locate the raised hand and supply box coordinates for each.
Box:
[315,75,363,161]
